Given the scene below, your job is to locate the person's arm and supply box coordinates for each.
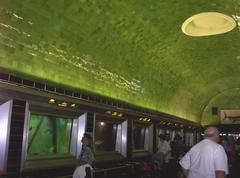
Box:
[214,146,229,177]
[79,160,88,165]
[215,170,226,178]
[179,151,190,178]
[79,146,94,165]
[87,147,94,164]
[181,167,189,177]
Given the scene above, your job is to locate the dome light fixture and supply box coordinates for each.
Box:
[182,12,236,37]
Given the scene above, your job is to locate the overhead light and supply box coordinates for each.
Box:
[143,118,148,121]
[100,122,105,126]
[139,118,143,121]
[107,111,123,117]
[182,12,236,37]
[112,112,117,116]
[48,98,56,104]
[118,113,123,117]
[58,101,67,107]
[106,111,111,114]
[70,103,76,108]
[147,119,151,122]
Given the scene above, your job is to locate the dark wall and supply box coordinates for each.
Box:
[7,100,26,178]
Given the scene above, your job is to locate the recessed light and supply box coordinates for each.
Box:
[58,101,67,107]
[182,12,236,37]
[118,113,123,117]
[106,111,111,114]
[100,122,105,126]
[70,103,76,107]
[48,98,56,104]
[112,112,117,116]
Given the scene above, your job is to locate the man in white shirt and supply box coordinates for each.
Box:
[179,127,228,178]
[155,134,171,163]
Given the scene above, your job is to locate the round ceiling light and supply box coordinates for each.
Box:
[182,12,236,37]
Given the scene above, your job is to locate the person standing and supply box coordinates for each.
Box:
[164,133,172,163]
[171,134,183,160]
[152,134,171,165]
[179,127,228,178]
[73,133,94,178]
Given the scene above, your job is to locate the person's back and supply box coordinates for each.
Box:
[181,139,226,178]
[179,127,228,178]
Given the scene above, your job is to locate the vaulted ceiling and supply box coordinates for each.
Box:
[1,0,240,124]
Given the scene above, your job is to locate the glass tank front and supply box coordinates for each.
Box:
[133,123,147,150]
[94,120,118,153]
[28,114,73,156]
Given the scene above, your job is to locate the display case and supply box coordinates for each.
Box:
[21,103,87,171]
[27,114,72,156]
[184,131,195,147]
[93,114,127,162]
[132,121,153,158]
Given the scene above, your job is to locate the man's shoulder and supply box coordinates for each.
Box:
[191,139,222,150]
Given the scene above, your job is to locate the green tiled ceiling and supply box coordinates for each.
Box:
[1,0,240,124]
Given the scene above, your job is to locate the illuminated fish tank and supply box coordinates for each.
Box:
[28,114,73,156]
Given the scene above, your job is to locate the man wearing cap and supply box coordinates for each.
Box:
[179,127,228,178]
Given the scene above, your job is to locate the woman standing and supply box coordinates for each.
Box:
[73,133,94,178]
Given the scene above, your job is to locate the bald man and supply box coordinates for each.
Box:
[179,127,228,178]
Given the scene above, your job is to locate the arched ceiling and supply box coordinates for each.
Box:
[202,88,240,125]
[0,0,240,124]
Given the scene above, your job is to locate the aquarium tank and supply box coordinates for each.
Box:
[28,114,73,156]
[94,121,118,152]
[133,124,146,150]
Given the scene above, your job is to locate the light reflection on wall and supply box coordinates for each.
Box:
[0,8,142,95]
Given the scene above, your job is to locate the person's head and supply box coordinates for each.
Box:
[165,134,170,141]
[81,133,93,148]
[237,138,240,144]
[159,134,165,142]
[174,134,181,141]
[204,127,220,143]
